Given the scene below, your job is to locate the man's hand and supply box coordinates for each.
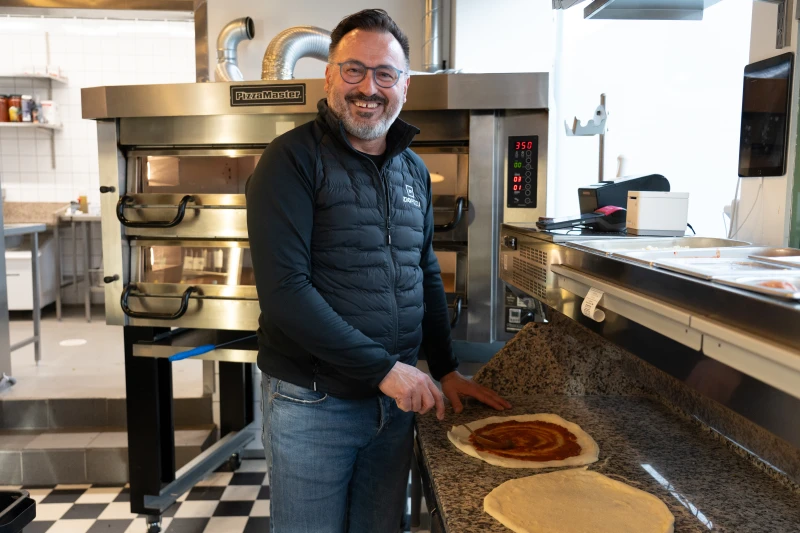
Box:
[379,362,446,420]
[440,371,512,413]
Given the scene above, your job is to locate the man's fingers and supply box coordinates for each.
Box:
[419,386,435,415]
[395,393,412,412]
[411,389,422,413]
[470,387,507,411]
[449,390,464,414]
[428,380,446,420]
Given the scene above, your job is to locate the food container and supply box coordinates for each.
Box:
[568,237,751,256]
[617,247,775,267]
[0,96,8,122]
[747,248,800,268]
[40,100,58,125]
[654,257,792,280]
[7,95,21,122]
[714,274,800,300]
[20,95,33,122]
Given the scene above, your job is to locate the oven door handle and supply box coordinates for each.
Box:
[449,295,463,329]
[116,194,195,228]
[120,284,198,320]
[433,197,466,233]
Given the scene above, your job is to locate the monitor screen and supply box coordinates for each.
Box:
[738,52,794,177]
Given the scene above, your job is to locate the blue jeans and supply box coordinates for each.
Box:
[261,373,414,533]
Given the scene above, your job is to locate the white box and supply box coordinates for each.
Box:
[627,191,690,237]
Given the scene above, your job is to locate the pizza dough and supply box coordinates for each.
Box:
[484,468,675,533]
[447,414,599,469]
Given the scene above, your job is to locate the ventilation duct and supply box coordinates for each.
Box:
[422,0,443,72]
[214,17,255,82]
[261,26,331,80]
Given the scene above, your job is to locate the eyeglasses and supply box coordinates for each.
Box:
[332,60,406,88]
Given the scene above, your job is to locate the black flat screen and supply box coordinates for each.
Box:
[738,52,794,177]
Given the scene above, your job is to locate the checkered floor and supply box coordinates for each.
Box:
[4,459,270,533]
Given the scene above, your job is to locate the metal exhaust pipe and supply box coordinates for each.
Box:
[261,26,331,80]
[422,0,443,72]
[215,16,255,82]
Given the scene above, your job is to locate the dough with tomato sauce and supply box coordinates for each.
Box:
[447,413,599,469]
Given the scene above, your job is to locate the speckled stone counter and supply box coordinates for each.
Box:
[2,202,69,226]
[415,395,800,533]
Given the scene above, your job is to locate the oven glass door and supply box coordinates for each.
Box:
[123,240,260,330]
[416,148,468,242]
[118,150,261,238]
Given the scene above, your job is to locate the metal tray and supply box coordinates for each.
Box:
[569,237,751,255]
[617,247,774,267]
[714,274,800,300]
[654,257,791,280]
[747,248,800,268]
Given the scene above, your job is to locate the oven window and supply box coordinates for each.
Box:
[417,153,468,210]
[143,246,254,286]
[435,250,458,294]
[141,154,261,194]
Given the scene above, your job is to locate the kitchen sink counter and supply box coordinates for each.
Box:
[415,393,800,532]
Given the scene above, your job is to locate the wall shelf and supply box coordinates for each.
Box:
[0,71,68,84]
[0,122,62,131]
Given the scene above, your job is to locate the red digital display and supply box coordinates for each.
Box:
[513,184,522,191]
[515,141,534,150]
[513,175,522,183]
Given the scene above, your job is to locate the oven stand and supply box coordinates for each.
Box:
[124,326,256,532]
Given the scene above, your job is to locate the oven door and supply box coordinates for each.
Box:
[122,240,259,330]
[434,246,467,339]
[118,150,260,239]
[416,147,469,243]
[417,147,469,339]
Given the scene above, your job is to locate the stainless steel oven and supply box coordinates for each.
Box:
[85,73,549,347]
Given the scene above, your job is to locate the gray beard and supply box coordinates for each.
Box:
[328,97,401,141]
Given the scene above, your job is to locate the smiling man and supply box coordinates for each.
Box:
[246,9,510,532]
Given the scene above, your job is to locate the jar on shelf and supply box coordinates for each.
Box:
[0,95,8,122]
[7,95,21,122]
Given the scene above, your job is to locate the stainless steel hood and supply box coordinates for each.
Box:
[584,0,725,20]
[553,0,726,20]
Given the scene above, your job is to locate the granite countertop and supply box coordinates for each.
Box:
[3,202,69,226]
[415,395,800,533]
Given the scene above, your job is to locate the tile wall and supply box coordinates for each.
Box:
[0,16,195,302]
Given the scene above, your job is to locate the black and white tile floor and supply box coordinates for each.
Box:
[3,458,430,533]
[4,459,270,533]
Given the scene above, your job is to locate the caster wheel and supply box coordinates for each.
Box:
[146,516,162,533]
[228,453,242,472]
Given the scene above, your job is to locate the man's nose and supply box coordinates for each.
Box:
[357,70,379,94]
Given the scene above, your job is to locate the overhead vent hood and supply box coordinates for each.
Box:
[554,0,725,21]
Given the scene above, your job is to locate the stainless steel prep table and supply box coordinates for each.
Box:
[4,223,46,364]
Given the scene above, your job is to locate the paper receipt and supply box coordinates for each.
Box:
[581,288,606,322]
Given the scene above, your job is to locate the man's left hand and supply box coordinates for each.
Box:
[440,371,512,414]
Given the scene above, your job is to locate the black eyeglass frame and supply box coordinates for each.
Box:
[331,60,407,88]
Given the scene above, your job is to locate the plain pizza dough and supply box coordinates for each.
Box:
[447,413,599,469]
[484,468,675,533]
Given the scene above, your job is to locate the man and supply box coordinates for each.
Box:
[246,9,511,532]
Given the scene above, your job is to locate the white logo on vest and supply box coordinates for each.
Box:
[403,184,421,208]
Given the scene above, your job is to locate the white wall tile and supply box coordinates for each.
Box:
[1,16,194,208]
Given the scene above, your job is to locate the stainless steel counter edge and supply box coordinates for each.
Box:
[80,73,549,119]
[556,242,800,352]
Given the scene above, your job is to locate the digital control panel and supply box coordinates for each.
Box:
[507,136,538,208]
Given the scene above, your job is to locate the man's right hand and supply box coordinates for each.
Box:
[379,362,445,420]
